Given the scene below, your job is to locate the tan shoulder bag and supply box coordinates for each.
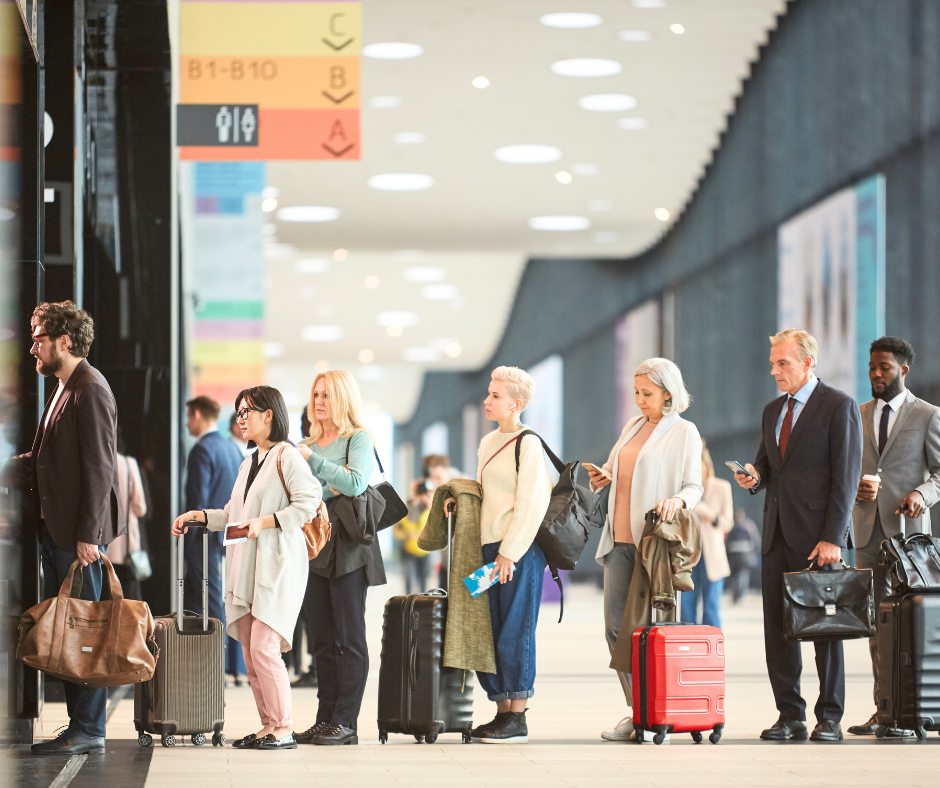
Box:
[277,445,331,560]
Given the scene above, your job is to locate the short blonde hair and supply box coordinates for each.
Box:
[634,357,691,415]
[491,366,536,412]
[303,369,374,445]
[770,328,818,370]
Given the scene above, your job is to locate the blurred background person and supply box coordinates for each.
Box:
[681,443,733,628]
[229,410,251,457]
[725,509,761,604]
[394,454,451,594]
[108,430,149,600]
[588,357,703,743]
[185,395,245,685]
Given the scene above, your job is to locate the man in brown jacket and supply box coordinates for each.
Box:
[19,301,124,754]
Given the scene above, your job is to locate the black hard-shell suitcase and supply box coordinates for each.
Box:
[134,525,225,748]
[875,591,940,739]
[377,509,474,743]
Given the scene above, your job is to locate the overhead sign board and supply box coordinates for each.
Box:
[177,104,259,146]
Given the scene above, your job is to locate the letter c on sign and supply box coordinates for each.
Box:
[330,13,345,36]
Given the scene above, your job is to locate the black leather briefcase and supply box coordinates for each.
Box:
[783,561,876,642]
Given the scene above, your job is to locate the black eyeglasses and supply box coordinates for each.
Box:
[234,406,263,421]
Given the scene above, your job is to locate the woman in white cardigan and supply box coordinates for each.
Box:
[173,386,322,751]
[587,358,703,742]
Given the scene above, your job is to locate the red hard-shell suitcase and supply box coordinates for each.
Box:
[632,622,725,744]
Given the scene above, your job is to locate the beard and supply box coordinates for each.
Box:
[36,345,63,377]
[872,373,903,402]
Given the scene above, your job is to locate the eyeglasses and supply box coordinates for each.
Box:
[234,407,263,421]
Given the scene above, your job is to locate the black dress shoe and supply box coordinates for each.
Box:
[31,729,105,755]
[295,721,329,744]
[810,720,843,741]
[847,714,878,736]
[232,732,259,749]
[311,723,358,745]
[257,733,297,750]
[760,717,809,741]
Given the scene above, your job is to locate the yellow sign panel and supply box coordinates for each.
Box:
[192,340,265,366]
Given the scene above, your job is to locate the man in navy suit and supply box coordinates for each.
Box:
[184,396,243,621]
[735,329,862,742]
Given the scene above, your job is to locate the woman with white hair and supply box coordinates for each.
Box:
[445,365,553,744]
[587,357,704,742]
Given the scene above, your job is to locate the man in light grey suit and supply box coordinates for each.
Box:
[848,337,940,737]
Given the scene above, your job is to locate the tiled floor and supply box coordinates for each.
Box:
[27,582,940,788]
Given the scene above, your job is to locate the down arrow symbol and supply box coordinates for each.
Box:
[322,37,355,52]
[322,143,355,158]
[322,90,355,105]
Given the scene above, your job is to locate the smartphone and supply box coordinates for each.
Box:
[725,461,756,481]
[582,462,612,479]
[223,522,249,545]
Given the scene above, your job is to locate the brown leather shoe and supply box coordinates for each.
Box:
[847,714,878,736]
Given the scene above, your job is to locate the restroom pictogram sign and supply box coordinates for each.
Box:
[178,105,259,146]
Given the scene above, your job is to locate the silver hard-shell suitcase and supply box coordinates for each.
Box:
[134,525,225,747]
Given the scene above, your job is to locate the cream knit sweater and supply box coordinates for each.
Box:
[477,427,553,562]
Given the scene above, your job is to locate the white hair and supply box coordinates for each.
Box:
[634,357,691,415]
[491,365,536,411]
[770,328,818,371]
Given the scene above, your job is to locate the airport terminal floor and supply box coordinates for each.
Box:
[4,582,937,788]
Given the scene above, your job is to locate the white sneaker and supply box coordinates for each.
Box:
[601,716,634,741]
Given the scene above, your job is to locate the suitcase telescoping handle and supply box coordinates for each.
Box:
[445,501,456,585]
[176,523,210,632]
[898,508,930,537]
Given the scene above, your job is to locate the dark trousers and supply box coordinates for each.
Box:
[307,568,369,729]
[762,527,845,723]
[39,529,108,738]
[183,529,225,622]
[855,514,894,707]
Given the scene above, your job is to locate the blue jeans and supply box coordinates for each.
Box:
[476,541,546,702]
[681,560,725,629]
[40,529,108,738]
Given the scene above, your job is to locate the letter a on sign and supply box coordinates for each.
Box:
[328,120,347,142]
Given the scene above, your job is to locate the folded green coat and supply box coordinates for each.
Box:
[419,480,496,674]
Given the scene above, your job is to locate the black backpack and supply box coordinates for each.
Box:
[514,430,607,621]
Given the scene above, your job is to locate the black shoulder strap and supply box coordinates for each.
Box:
[345,434,386,476]
[513,429,564,474]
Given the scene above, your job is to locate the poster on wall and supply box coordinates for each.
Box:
[615,299,661,429]
[778,174,885,401]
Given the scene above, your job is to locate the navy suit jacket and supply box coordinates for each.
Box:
[185,431,244,515]
[752,380,862,557]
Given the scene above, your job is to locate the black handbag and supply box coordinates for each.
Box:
[782,560,876,642]
[880,514,940,593]
[338,438,407,532]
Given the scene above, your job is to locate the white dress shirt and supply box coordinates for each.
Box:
[873,388,908,439]
[775,374,819,445]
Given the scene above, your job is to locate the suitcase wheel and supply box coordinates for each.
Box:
[413,734,424,743]
[191,733,206,746]
[652,732,665,745]
[709,726,722,745]
[425,733,438,744]
[462,729,472,744]
[212,732,226,747]
[161,734,176,748]
[379,731,387,744]
[875,726,888,739]
[137,733,153,748]
[691,731,703,744]
[915,726,927,740]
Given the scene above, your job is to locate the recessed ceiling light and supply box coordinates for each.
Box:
[394,131,426,144]
[494,144,562,164]
[550,58,622,77]
[387,324,403,337]
[588,199,612,211]
[539,12,602,29]
[263,342,286,358]
[445,342,463,358]
[528,215,591,231]
[314,359,330,373]
[472,76,490,89]
[422,284,459,301]
[277,206,340,222]
[261,197,278,212]
[377,310,419,327]
[404,266,447,283]
[362,42,424,59]
[595,231,619,243]
[556,171,572,184]
[617,117,649,130]
[334,248,348,261]
[295,258,330,274]
[670,23,685,34]
[633,0,666,8]
[655,207,670,221]
[368,173,435,191]
[369,96,401,109]
[571,163,600,175]
[404,347,442,362]
[364,275,380,289]
[358,349,374,364]
[619,30,652,42]
[578,94,637,112]
[302,325,343,342]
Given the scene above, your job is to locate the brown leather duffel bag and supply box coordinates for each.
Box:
[17,553,157,688]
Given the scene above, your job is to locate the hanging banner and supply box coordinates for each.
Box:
[177,1,361,161]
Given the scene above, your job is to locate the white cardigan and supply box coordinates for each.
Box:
[595,413,704,564]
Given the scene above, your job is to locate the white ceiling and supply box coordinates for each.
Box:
[263,0,786,422]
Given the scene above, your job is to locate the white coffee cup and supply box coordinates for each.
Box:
[861,473,881,496]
